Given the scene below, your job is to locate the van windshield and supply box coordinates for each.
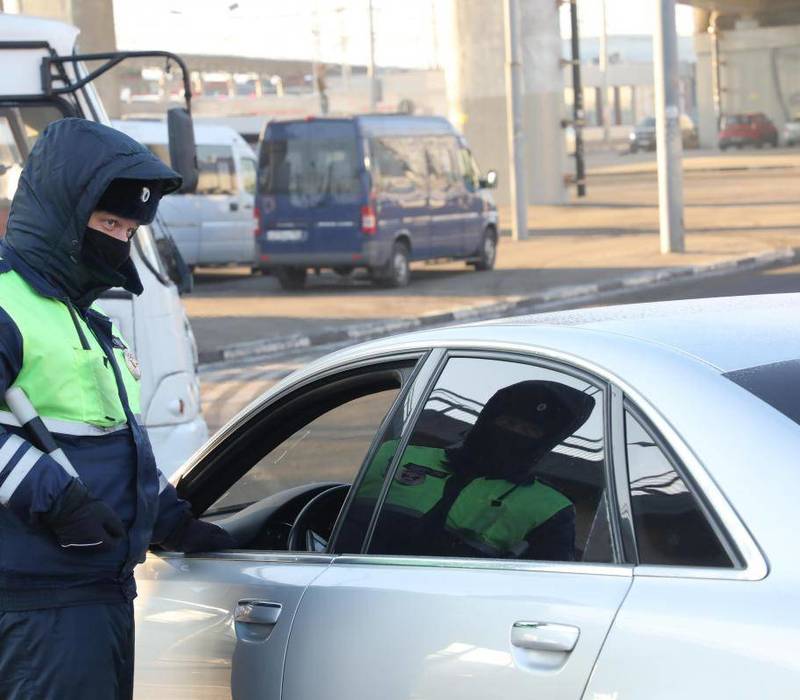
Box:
[258,121,362,207]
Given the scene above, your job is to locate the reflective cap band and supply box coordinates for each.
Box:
[0,445,42,505]
[0,410,129,437]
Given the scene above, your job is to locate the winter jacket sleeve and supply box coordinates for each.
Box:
[149,469,193,545]
[0,306,75,525]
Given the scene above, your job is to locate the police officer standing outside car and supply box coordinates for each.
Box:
[0,118,235,699]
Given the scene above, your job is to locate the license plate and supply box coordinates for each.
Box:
[266,229,306,242]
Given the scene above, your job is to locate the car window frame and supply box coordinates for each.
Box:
[356,349,628,567]
[615,398,743,571]
[328,348,447,553]
[176,351,429,513]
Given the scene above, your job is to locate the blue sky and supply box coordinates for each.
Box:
[113,0,697,68]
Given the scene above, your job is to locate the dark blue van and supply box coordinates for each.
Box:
[254,115,498,289]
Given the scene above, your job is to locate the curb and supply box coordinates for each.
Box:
[198,246,800,366]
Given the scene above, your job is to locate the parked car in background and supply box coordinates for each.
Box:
[135,294,800,699]
[114,120,258,270]
[628,115,698,153]
[718,113,778,150]
[783,117,800,146]
[254,115,498,290]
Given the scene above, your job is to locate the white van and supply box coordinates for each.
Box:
[113,120,258,269]
[0,14,208,474]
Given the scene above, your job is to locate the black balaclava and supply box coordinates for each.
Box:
[448,380,596,483]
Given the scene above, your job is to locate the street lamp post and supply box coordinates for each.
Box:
[503,0,528,241]
[654,0,685,254]
[368,0,377,111]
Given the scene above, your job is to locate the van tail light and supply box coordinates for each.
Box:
[253,205,262,237]
[361,195,377,235]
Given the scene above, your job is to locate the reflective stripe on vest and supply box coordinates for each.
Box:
[0,410,130,437]
[0,268,141,428]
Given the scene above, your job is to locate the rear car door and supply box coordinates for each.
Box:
[283,353,633,700]
[134,354,426,699]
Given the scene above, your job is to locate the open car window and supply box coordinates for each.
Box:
[209,388,400,514]
[183,357,424,553]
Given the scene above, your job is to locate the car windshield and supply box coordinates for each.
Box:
[722,115,749,127]
[258,120,362,207]
[724,359,800,426]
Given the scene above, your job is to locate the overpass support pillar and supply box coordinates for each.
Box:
[446,0,567,209]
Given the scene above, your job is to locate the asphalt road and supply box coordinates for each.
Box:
[199,262,800,435]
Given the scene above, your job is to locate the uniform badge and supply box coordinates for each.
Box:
[140,186,151,203]
[124,349,142,380]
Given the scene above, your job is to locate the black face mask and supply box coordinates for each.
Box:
[82,226,131,271]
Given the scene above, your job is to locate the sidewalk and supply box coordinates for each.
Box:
[187,151,800,364]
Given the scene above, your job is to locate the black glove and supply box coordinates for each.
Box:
[163,515,237,554]
[42,480,125,551]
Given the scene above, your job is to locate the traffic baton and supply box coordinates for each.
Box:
[4,387,79,478]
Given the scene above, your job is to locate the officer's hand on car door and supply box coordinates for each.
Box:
[42,480,125,550]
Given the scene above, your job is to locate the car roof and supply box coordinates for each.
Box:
[313,294,799,379]
[111,119,251,149]
[485,293,800,372]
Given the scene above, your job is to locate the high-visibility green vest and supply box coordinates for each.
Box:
[371,440,572,556]
[0,268,140,429]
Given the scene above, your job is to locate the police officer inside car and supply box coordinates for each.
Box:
[0,118,235,699]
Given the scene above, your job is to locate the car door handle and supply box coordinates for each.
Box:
[234,600,282,626]
[230,201,239,212]
[511,622,579,653]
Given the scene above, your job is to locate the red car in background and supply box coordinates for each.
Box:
[718,113,778,150]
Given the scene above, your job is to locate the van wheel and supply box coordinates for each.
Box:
[276,267,307,290]
[374,241,410,288]
[471,229,497,271]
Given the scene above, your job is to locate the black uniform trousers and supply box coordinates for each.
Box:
[0,601,134,700]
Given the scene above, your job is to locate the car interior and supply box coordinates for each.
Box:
[175,360,416,553]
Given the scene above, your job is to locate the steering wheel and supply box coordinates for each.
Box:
[287,484,351,552]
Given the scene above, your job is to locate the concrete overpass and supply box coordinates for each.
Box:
[682,0,800,147]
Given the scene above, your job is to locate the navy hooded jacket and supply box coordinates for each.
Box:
[0,118,191,610]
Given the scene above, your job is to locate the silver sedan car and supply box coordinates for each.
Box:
[135,294,800,699]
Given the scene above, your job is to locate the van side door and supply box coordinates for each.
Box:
[425,136,463,258]
[371,136,431,260]
[196,144,241,265]
[238,152,258,264]
[455,143,485,257]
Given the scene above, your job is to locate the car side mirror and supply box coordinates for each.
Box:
[480,170,498,189]
[167,108,199,194]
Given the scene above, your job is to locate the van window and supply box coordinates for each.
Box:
[197,145,236,195]
[426,136,460,190]
[241,157,257,195]
[259,121,361,207]
[456,146,480,191]
[371,137,428,195]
